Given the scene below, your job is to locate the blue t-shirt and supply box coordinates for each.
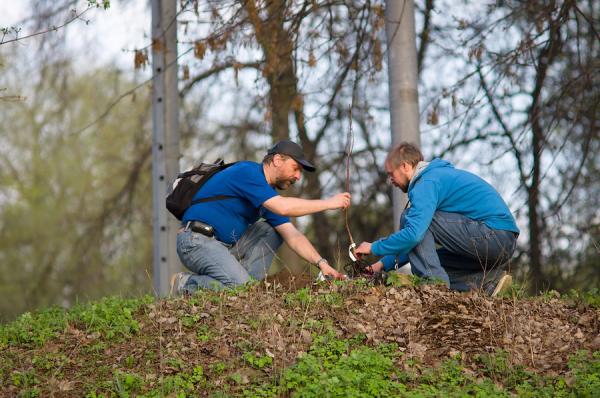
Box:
[182,161,289,244]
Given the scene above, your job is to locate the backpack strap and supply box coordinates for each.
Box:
[190,195,232,205]
[188,161,237,207]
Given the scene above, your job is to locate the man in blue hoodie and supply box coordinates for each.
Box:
[355,143,519,296]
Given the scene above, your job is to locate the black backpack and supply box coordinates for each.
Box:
[166,159,236,220]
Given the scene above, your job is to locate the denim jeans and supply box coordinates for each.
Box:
[176,220,283,292]
[402,210,517,292]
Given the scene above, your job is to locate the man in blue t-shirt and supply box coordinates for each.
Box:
[171,140,350,294]
[355,143,519,296]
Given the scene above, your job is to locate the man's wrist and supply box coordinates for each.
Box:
[315,258,328,268]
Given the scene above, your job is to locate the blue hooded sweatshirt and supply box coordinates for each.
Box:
[372,159,519,271]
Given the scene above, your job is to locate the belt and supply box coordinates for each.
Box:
[180,220,215,237]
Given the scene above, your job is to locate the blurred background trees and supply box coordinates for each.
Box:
[0,0,597,320]
[418,0,599,293]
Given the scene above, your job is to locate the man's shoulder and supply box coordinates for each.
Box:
[226,161,261,175]
[225,161,271,188]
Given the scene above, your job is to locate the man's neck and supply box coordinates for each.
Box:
[263,163,276,186]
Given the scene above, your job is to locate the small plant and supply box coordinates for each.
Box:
[475,349,532,389]
[228,372,243,385]
[210,361,227,375]
[181,314,201,328]
[166,357,186,371]
[196,324,213,342]
[567,350,600,396]
[124,355,135,368]
[70,295,152,340]
[280,341,405,397]
[113,370,143,397]
[11,369,39,389]
[32,352,68,372]
[190,365,205,385]
[567,288,600,308]
[320,291,343,307]
[243,351,273,369]
[386,272,415,287]
[283,287,312,308]
[0,306,68,347]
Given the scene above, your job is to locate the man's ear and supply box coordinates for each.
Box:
[273,154,282,165]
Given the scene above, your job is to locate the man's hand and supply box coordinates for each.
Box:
[319,260,346,280]
[368,261,384,273]
[355,241,372,257]
[327,192,351,210]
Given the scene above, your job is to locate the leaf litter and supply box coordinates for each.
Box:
[1,277,598,396]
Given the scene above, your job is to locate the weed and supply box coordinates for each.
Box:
[113,370,143,397]
[228,372,243,385]
[210,361,227,375]
[567,350,600,396]
[475,349,532,389]
[247,318,260,330]
[567,288,600,308]
[166,357,186,371]
[181,313,201,328]
[31,352,68,372]
[280,342,405,397]
[320,291,343,307]
[539,289,561,302]
[0,306,68,347]
[243,351,273,369]
[81,341,108,355]
[196,324,213,343]
[283,287,312,308]
[124,355,135,368]
[190,365,206,384]
[70,295,152,340]
[386,272,416,288]
[140,366,205,397]
[11,369,39,389]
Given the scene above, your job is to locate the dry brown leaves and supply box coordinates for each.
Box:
[142,281,599,376]
[3,281,598,397]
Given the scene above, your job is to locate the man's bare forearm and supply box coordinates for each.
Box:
[284,228,321,262]
[263,193,350,217]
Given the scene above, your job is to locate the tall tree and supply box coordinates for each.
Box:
[175,0,391,265]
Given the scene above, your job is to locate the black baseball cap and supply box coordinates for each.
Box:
[267,140,316,172]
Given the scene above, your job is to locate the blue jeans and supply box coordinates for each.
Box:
[402,211,517,292]
[176,221,283,292]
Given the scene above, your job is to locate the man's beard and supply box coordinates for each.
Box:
[394,181,408,193]
[275,177,297,190]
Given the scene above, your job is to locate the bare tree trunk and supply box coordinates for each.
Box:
[526,0,571,294]
[246,0,335,270]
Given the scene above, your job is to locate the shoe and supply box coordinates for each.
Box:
[170,272,191,296]
[491,274,512,297]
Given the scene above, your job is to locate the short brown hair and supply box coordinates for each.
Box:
[385,142,423,168]
[262,153,290,166]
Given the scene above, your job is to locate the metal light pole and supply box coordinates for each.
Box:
[151,0,181,296]
[385,0,421,230]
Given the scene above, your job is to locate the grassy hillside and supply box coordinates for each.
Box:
[1,277,599,397]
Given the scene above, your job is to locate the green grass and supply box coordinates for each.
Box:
[241,329,600,398]
[0,295,153,348]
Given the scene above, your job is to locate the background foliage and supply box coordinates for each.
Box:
[0,0,598,320]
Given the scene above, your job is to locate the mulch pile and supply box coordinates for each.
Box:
[2,279,599,396]
[145,281,599,375]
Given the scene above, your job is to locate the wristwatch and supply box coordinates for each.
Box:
[315,258,328,268]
